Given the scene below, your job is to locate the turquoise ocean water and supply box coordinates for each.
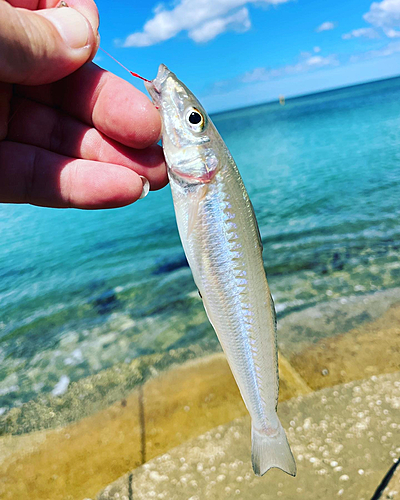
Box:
[1,76,400,412]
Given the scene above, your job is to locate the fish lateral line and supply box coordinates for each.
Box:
[98,47,152,83]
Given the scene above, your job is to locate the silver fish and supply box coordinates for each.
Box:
[145,65,296,477]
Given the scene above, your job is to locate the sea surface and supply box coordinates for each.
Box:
[1,76,400,412]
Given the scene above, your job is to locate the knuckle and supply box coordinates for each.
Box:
[49,114,64,153]
[65,162,78,208]
[24,146,39,204]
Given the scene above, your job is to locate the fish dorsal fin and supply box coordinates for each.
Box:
[187,185,208,238]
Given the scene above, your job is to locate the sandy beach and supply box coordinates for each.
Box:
[0,301,399,500]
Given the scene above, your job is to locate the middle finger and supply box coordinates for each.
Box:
[7,96,167,190]
[15,62,161,150]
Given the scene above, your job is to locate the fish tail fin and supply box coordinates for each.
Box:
[251,420,296,477]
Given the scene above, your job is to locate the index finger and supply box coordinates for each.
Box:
[16,62,161,150]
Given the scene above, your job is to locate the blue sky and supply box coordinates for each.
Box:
[94,0,400,112]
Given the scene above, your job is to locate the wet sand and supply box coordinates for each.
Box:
[1,302,400,500]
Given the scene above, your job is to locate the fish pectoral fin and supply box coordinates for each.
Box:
[187,185,208,238]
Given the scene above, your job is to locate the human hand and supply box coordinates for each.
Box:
[0,0,166,209]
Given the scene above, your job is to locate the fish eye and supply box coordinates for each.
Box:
[188,111,202,124]
[185,107,205,132]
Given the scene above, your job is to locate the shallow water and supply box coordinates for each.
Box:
[1,76,400,411]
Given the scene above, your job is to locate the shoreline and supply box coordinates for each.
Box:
[1,298,400,499]
[2,287,399,436]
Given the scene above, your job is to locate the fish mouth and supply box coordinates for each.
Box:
[144,80,160,105]
[144,64,171,105]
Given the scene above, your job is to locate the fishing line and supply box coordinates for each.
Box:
[98,47,151,83]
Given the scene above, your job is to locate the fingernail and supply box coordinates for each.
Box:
[42,8,91,49]
[139,176,150,199]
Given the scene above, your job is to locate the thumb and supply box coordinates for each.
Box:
[0,1,99,86]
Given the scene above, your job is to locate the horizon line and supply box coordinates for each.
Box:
[210,73,400,117]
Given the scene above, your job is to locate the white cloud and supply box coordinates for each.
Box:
[385,27,400,36]
[316,21,336,32]
[342,27,380,39]
[349,40,400,61]
[343,1,400,46]
[242,53,338,82]
[189,7,251,43]
[341,1,400,63]
[364,0,400,29]
[313,46,321,53]
[120,0,291,47]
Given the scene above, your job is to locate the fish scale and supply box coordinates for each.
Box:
[145,64,296,477]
